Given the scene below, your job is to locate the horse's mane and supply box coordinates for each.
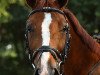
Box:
[63,8,100,57]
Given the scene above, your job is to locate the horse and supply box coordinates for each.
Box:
[25,0,100,75]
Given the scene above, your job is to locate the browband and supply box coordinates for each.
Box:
[28,7,66,17]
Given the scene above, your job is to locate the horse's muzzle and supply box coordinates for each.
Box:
[34,68,62,75]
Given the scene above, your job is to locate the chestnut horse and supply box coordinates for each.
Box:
[25,0,100,75]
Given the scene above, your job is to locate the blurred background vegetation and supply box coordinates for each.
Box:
[0,0,100,75]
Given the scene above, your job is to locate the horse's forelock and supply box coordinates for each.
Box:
[26,0,68,9]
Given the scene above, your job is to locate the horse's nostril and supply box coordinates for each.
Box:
[35,69,39,75]
[54,68,59,75]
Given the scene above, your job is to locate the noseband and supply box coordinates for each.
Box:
[25,7,70,75]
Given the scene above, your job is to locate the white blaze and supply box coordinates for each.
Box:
[40,52,50,75]
[41,13,52,46]
[40,13,52,75]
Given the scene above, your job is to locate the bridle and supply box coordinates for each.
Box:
[25,7,70,75]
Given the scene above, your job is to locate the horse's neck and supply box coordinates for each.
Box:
[71,19,100,57]
[63,9,100,75]
[65,19,100,75]
[64,8,100,57]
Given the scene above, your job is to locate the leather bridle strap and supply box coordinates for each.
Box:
[28,7,66,18]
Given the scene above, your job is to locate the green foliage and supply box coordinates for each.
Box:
[68,0,100,34]
[0,0,25,23]
[0,0,100,75]
[0,0,32,75]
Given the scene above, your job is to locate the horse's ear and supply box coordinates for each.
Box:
[57,0,68,8]
[26,0,36,8]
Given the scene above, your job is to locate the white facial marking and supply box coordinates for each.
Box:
[41,13,52,46]
[40,13,52,75]
[40,52,50,75]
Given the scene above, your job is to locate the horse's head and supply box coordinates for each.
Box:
[26,9,70,75]
[25,0,70,75]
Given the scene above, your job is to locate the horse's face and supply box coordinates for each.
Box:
[26,12,69,75]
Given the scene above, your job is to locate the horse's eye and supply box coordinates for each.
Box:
[62,23,69,32]
[27,25,34,32]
